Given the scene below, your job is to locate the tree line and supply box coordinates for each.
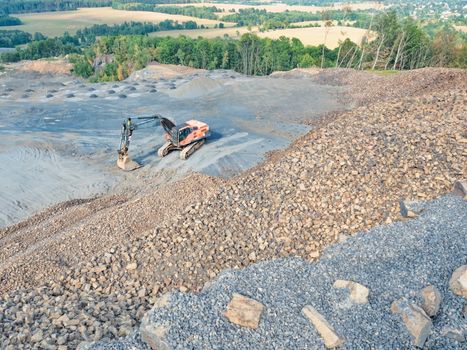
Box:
[112,2,221,20]
[364,10,466,70]
[0,15,22,26]
[222,8,373,30]
[0,20,198,60]
[0,1,111,15]
[0,1,201,15]
[71,34,339,81]
[1,10,464,78]
[0,29,32,47]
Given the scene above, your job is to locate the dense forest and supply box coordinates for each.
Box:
[75,20,199,45]
[0,0,201,15]
[222,8,373,30]
[0,29,32,47]
[0,15,22,26]
[70,34,338,81]
[112,3,221,20]
[0,1,111,15]
[0,20,198,56]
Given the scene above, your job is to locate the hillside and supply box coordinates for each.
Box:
[0,67,466,349]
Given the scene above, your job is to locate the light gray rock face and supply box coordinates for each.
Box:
[391,299,433,348]
[452,180,467,198]
[442,327,465,343]
[399,200,425,218]
[421,285,442,317]
[333,280,369,304]
[140,317,171,350]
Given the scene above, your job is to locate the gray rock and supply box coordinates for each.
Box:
[30,330,44,343]
[333,279,369,304]
[399,200,424,218]
[140,313,170,350]
[391,298,432,348]
[452,180,467,198]
[441,327,465,343]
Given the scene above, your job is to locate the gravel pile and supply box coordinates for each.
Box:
[90,195,467,349]
[276,67,467,106]
[0,173,221,294]
[0,69,466,348]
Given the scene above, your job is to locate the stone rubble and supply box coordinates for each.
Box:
[0,68,466,348]
[224,293,264,329]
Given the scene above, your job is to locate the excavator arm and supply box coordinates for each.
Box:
[118,115,174,156]
[117,114,174,171]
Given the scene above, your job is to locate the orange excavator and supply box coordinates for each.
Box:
[117,114,210,171]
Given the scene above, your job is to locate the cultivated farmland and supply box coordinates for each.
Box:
[2,7,234,37]
[173,1,385,14]
[152,25,371,49]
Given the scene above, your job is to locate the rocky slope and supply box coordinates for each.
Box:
[0,68,466,349]
[88,195,467,349]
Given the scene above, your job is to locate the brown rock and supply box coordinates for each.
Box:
[449,265,467,298]
[302,305,344,349]
[224,293,264,329]
[420,285,442,317]
[126,262,137,271]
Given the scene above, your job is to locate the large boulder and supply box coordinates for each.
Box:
[391,298,432,348]
[449,265,467,298]
[224,293,264,329]
[420,285,442,317]
[302,305,344,349]
[139,293,172,350]
[333,279,369,304]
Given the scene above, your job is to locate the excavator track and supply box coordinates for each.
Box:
[157,142,176,157]
[180,139,205,160]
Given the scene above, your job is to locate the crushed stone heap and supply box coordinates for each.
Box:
[88,195,467,349]
[0,69,466,349]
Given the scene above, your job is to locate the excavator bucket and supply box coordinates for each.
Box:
[117,155,141,171]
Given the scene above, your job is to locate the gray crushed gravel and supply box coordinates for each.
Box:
[90,195,466,350]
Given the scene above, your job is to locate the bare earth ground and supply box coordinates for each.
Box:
[0,68,466,349]
[12,60,74,75]
[151,25,371,49]
[0,65,345,227]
